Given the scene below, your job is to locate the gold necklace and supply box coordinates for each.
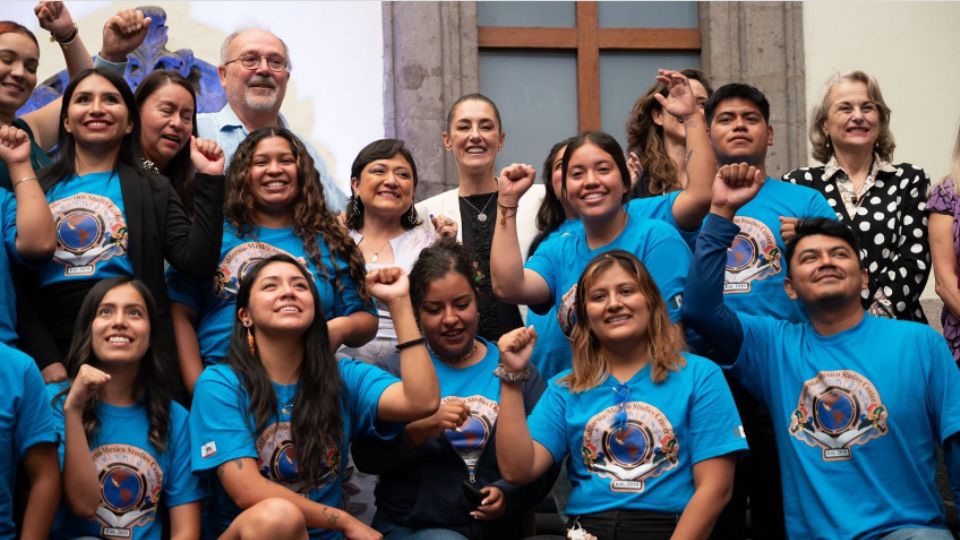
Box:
[363,238,391,263]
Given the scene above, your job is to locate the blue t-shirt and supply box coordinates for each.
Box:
[731,313,960,539]
[528,353,747,515]
[434,338,502,482]
[0,191,20,346]
[167,222,371,364]
[625,190,699,251]
[528,220,578,381]
[525,215,691,373]
[46,384,205,540]
[189,360,401,539]
[722,178,835,323]
[0,345,57,537]
[41,171,133,286]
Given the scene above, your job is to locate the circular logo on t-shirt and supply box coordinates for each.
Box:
[215,242,307,299]
[581,401,678,492]
[92,443,163,538]
[789,370,889,461]
[724,216,781,294]
[444,395,499,473]
[256,421,338,493]
[51,193,128,276]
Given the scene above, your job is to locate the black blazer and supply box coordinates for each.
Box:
[18,163,224,392]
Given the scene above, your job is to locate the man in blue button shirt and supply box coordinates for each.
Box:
[198,27,347,212]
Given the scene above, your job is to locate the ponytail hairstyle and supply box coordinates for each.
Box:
[227,254,342,488]
[58,277,173,451]
[562,250,685,392]
[135,69,199,215]
[409,238,480,316]
[224,126,370,302]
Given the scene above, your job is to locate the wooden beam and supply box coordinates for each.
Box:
[598,28,701,50]
[477,27,577,49]
[576,2,600,131]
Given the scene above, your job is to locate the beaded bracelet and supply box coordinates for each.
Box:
[493,363,529,383]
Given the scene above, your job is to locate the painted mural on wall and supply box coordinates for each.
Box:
[17,6,225,115]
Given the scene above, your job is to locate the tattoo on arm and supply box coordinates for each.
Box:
[322,506,340,526]
[216,459,244,480]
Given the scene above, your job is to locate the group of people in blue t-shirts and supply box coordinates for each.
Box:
[1,2,959,540]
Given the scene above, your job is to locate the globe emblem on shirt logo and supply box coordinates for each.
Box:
[216,242,306,298]
[789,370,889,461]
[724,216,781,294]
[92,444,163,538]
[581,402,678,492]
[445,395,499,475]
[51,194,128,276]
[59,211,102,252]
[256,421,338,493]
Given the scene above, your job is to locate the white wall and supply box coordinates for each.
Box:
[6,1,385,191]
[803,1,960,300]
[803,1,960,182]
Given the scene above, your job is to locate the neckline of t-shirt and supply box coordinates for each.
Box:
[98,400,146,418]
[808,312,872,342]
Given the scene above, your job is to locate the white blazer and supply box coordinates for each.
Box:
[415,184,546,261]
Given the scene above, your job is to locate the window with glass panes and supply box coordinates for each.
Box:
[477,1,700,169]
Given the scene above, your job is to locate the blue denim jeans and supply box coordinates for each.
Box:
[371,512,469,540]
[879,528,953,540]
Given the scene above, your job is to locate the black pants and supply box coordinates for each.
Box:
[714,379,786,539]
[572,509,680,540]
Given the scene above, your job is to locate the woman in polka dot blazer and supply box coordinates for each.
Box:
[783,70,930,322]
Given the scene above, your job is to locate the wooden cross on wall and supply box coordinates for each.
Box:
[478,2,701,131]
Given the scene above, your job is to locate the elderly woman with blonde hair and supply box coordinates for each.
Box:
[784,70,931,322]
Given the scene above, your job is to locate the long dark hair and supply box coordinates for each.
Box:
[530,137,576,255]
[625,68,712,197]
[224,126,370,302]
[135,70,199,215]
[227,254,342,488]
[58,277,174,451]
[345,138,421,231]
[40,68,141,191]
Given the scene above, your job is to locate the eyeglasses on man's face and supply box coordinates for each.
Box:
[224,54,288,72]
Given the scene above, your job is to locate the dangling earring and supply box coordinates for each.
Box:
[245,324,256,355]
[401,205,419,228]
[348,195,363,223]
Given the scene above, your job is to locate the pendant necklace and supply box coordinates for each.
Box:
[364,238,390,263]
[460,192,496,223]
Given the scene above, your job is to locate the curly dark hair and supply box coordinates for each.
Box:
[224,126,369,302]
[624,68,712,197]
